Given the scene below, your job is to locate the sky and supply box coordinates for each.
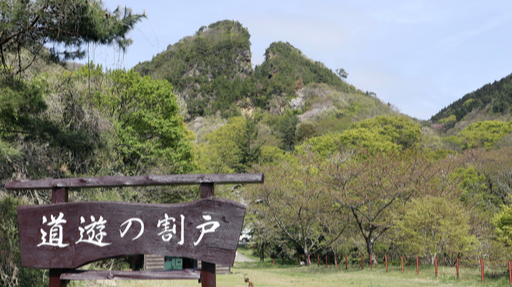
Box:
[82,0,512,120]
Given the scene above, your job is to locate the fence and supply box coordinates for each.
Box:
[291,253,512,284]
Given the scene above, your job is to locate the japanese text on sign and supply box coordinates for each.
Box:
[37,213,219,248]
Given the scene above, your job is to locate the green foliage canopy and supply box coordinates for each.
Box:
[344,115,421,150]
[198,116,262,173]
[0,0,144,76]
[493,204,512,247]
[297,115,421,156]
[454,120,512,150]
[0,196,45,286]
[92,67,194,175]
[394,196,477,265]
[431,73,512,123]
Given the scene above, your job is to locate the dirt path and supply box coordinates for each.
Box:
[234,251,256,262]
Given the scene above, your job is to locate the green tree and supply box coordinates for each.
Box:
[493,204,512,247]
[323,149,459,264]
[247,151,348,261]
[456,120,512,150]
[0,196,46,287]
[0,0,144,76]
[296,116,421,156]
[198,116,262,173]
[342,115,421,151]
[335,68,348,79]
[339,128,399,153]
[295,132,341,157]
[275,111,299,152]
[236,117,263,172]
[461,147,512,206]
[394,196,477,265]
[97,68,194,175]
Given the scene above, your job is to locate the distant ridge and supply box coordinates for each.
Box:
[431,73,512,128]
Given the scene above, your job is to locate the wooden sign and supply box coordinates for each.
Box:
[17,198,246,269]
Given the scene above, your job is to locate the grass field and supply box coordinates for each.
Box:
[110,261,512,287]
[75,248,512,287]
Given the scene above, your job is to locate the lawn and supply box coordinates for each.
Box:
[107,261,512,287]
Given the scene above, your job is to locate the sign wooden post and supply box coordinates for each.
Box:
[49,187,68,287]
[200,183,215,287]
[7,173,263,287]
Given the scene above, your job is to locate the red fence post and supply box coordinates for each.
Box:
[416,257,419,275]
[370,254,372,271]
[326,254,328,268]
[335,254,338,269]
[385,255,388,272]
[508,260,511,285]
[299,255,301,267]
[435,257,438,277]
[308,254,310,266]
[317,255,319,266]
[456,257,459,279]
[481,259,484,282]
[401,256,404,273]
[345,254,348,270]
[361,255,363,270]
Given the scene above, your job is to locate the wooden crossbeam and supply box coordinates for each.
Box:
[5,173,264,190]
[60,269,201,280]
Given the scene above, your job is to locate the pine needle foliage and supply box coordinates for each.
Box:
[0,0,145,77]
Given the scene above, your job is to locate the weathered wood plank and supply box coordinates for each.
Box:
[5,173,264,190]
[60,269,201,280]
[144,254,164,271]
[17,198,246,268]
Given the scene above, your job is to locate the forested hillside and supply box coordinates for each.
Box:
[134,20,252,118]
[431,73,512,133]
[2,7,512,287]
[134,20,388,120]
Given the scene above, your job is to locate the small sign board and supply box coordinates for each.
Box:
[17,198,246,269]
[164,257,183,270]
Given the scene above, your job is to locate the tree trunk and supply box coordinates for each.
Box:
[260,242,265,261]
[366,237,378,265]
[303,241,308,265]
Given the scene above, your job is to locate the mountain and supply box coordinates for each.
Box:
[134,20,253,118]
[135,20,397,128]
[250,41,356,107]
[430,73,512,133]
